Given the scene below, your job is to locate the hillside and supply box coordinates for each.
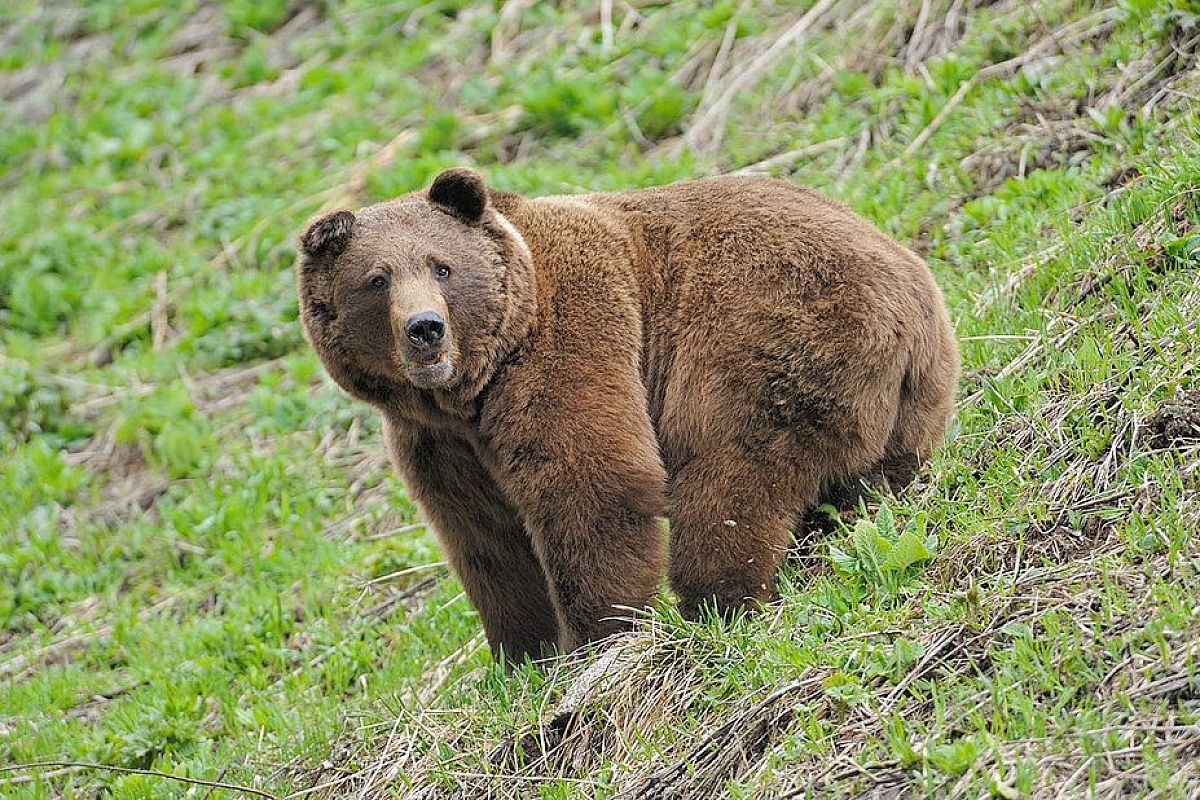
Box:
[2,0,1199,797]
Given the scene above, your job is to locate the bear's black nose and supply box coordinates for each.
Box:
[405,312,445,349]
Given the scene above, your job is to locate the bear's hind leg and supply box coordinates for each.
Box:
[849,353,958,500]
[667,446,819,619]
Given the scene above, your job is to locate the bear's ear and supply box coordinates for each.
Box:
[428,168,488,223]
[301,209,355,260]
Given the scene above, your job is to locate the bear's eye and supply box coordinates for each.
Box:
[433,263,451,280]
[368,274,388,290]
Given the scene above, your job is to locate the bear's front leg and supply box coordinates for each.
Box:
[383,420,559,665]
[484,378,668,651]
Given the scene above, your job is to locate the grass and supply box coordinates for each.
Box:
[1,0,1199,797]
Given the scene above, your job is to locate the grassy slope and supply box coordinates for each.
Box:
[1,0,1198,797]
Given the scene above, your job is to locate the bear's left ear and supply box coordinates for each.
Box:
[301,209,356,260]
[428,168,488,223]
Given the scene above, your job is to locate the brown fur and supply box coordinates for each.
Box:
[297,169,958,663]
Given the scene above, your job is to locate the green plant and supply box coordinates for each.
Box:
[830,505,938,597]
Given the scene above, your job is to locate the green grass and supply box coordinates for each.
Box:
[2,0,1199,797]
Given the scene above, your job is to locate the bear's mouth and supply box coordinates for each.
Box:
[410,350,447,367]
[404,352,455,389]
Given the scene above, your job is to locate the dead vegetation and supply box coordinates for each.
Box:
[312,536,1198,799]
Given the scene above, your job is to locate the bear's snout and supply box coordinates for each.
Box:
[404,311,446,351]
[396,307,455,389]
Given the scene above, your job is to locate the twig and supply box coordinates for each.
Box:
[732,137,847,174]
[971,242,1066,314]
[360,522,427,542]
[619,675,818,798]
[0,762,278,799]
[600,0,614,53]
[151,269,170,350]
[362,561,445,586]
[904,0,934,70]
[698,14,740,110]
[682,0,842,153]
[490,0,539,64]
[902,73,977,158]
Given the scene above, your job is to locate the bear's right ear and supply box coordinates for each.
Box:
[301,209,355,260]
[428,168,488,223]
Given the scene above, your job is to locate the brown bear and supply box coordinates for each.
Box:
[297,169,958,664]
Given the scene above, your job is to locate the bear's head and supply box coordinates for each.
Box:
[297,168,534,403]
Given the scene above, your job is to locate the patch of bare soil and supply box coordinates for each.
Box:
[1148,388,1200,449]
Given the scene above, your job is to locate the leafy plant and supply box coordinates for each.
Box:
[829,505,938,597]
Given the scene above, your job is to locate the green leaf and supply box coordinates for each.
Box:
[877,502,896,538]
[1161,233,1200,260]
[823,671,869,705]
[829,545,858,575]
[891,637,925,673]
[928,737,980,777]
[1000,622,1033,638]
[812,503,841,522]
[880,529,934,572]
[853,519,887,570]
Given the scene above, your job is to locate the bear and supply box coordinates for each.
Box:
[297,168,959,664]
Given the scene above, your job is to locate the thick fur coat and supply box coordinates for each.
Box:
[297,169,959,663]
